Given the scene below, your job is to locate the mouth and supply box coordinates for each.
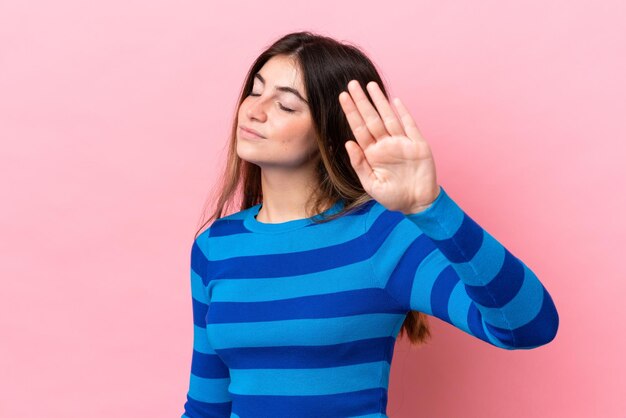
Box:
[240,126,265,139]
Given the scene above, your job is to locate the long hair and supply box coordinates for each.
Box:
[195,30,431,347]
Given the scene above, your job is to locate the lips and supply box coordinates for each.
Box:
[240,126,265,138]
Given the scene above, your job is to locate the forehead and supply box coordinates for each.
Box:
[255,56,304,90]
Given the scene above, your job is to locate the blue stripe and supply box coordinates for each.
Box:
[383,234,435,311]
[431,213,484,263]
[210,217,251,237]
[206,313,406,350]
[191,349,230,379]
[464,247,525,308]
[473,263,545,329]
[486,286,559,348]
[209,260,385,302]
[447,280,472,332]
[218,336,396,369]
[191,296,208,328]
[230,387,386,418]
[192,325,213,354]
[207,288,403,324]
[182,395,232,418]
[191,239,209,286]
[466,303,491,343]
[447,229,505,286]
[209,236,373,280]
[228,361,390,395]
[430,265,460,324]
[188,374,232,403]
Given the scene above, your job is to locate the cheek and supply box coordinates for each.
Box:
[286,130,317,156]
[238,98,252,114]
[276,118,310,138]
[237,102,247,116]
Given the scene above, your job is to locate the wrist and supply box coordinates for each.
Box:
[402,201,434,215]
[402,185,441,215]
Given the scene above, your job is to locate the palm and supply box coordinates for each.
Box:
[338,80,440,214]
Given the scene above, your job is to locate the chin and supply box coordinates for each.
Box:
[236,145,263,165]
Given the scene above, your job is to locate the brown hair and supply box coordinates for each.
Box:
[194,30,431,347]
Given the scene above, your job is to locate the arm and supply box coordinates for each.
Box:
[368,185,559,350]
[181,238,232,417]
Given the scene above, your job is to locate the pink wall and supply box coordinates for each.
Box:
[1,0,623,417]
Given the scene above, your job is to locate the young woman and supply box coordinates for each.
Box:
[181,31,559,418]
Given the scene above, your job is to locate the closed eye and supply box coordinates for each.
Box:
[249,93,295,113]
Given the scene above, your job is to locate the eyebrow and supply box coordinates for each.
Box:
[254,73,309,104]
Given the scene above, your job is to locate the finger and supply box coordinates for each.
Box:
[365,81,406,138]
[347,79,390,141]
[339,89,376,150]
[391,97,425,142]
[344,140,375,190]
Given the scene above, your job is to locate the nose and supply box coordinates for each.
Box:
[245,94,268,122]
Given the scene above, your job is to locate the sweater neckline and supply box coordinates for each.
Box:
[243,199,345,233]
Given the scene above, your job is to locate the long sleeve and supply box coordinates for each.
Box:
[181,238,233,417]
[367,185,559,350]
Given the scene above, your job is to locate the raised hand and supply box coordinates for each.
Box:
[338,80,441,214]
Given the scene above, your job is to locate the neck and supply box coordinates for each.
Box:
[256,165,328,223]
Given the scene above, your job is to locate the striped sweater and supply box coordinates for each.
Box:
[181,185,559,418]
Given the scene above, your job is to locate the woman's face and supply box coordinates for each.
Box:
[236,55,319,170]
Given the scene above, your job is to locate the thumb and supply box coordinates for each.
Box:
[345,140,373,190]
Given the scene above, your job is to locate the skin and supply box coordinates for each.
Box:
[237,54,441,223]
[236,55,325,223]
[338,80,441,215]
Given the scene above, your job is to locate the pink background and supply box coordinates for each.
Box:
[1,1,624,417]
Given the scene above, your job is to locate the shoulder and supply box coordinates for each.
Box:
[194,205,257,251]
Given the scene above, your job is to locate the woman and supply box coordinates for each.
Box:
[181,31,559,418]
